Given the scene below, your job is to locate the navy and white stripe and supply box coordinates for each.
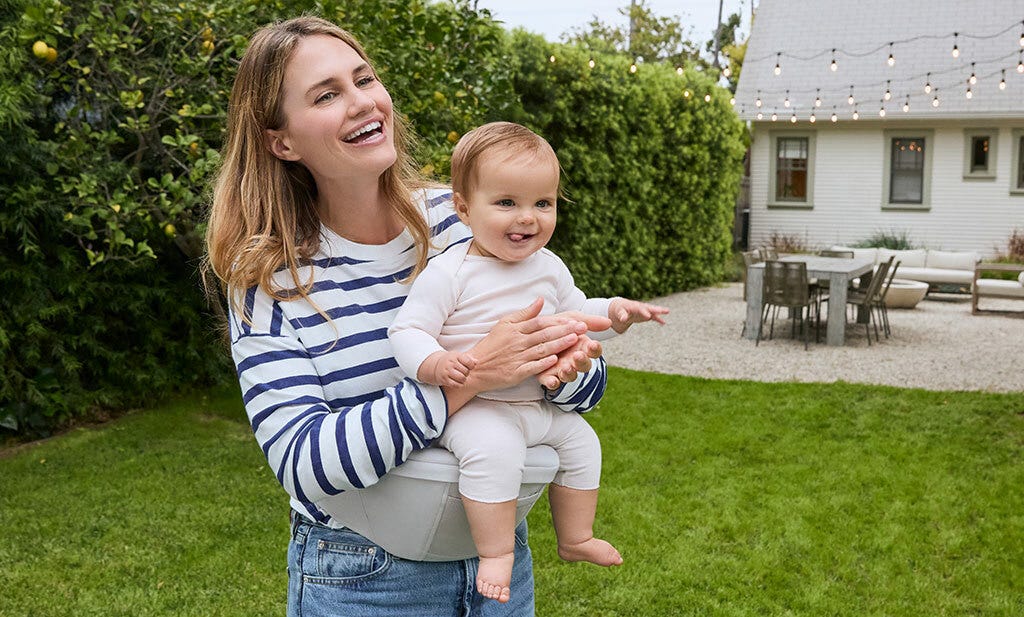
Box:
[230,189,608,526]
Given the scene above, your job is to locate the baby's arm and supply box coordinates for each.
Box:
[608,297,669,334]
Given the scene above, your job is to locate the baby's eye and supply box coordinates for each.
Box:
[315,92,337,104]
[496,199,515,207]
[535,200,553,209]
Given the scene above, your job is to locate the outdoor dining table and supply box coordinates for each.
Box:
[743,255,876,346]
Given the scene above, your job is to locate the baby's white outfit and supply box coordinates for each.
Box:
[389,240,614,502]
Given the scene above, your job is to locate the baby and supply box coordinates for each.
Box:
[389,121,667,603]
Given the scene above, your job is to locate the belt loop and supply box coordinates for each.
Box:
[290,510,310,545]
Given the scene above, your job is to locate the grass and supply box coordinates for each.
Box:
[2,370,1023,616]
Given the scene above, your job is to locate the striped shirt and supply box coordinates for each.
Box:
[229,188,608,525]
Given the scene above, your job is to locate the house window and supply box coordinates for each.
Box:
[963,129,997,179]
[768,132,815,208]
[1012,130,1024,195]
[882,130,933,210]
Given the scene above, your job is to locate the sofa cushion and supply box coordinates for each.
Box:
[926,250,980,271]
[976,278,1024,298]
[879,248,927,268]
[896,267,974,285]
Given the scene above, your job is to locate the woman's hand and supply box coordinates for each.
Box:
[442,298,607,412]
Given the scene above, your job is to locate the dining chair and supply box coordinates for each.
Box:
[756,260,817,350]
[875,260,901,338]
[740,250,763,302]
[845,256,894,345]
[758,246,779,260]
[818,249,854,258]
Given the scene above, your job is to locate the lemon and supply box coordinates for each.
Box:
[164,223,176,237]
[45,47,57,63]
[446,131,459,144]
[32,40,48,59]
[111,204,121,213]
[201,40,214,54]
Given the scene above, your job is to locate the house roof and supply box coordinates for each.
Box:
[734,0,1024,122]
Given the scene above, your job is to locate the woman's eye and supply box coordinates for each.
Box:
[315,92,336,104]
[357,75,376,87]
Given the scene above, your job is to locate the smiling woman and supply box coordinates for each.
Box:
[202,15,611,617]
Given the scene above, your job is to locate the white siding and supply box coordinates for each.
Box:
[748,120,1024,256]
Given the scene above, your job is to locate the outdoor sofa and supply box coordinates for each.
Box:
[972,263,1024,314]
[831,246,980,294]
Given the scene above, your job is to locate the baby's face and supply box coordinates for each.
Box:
[455,150,559,262]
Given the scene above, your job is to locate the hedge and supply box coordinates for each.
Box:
[1,0,746,434]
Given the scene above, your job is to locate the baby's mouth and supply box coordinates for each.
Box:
[507,233,534,243]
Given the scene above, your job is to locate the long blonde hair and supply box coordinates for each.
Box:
[203,16,430,319]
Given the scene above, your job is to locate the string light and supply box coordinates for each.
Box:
[969,62,977,84]
[756,111,764,120]
[814,88,822,107]
[1000,69,1007,90]
[887,42,895,66]
[830,109,838,123]
[588,58,595,68]
[879,102,886,117]
[549,55,556,63]
[774,52,781,75]
[965,85,973,99]
[784,90,790,107]
[1020,20,1024,46]
[1018,50,1023,73]
[848,85,855,105]
[924,73,932,94]
[932,88,940,107]
[629,62,637,73]
[852,108,859,120]
[790,112,797,123]
[723,66,732,77]
[683,89,690,98]
[830,49,838,72]
[809,112,816,123]
[704,93,712,102]
[951,32,960,58]
[755,91,763,107]
[730,97,736,106]
[676,66,683,75]
[771,111,778,121]
[903,96,910,112]
[883,80,892,101]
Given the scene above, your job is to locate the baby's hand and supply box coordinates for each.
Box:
[609,298,669,334]
[419,351,476,386]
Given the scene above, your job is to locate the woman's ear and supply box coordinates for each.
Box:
[453,193,471,225]
[265,129,301,161]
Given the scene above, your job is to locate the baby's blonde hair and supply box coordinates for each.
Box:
[450,121,560,201]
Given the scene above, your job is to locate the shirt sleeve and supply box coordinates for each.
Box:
[387,259,461,380]
[231,286,449,506]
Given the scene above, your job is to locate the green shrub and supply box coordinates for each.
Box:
[852,230,916,250]
[508,32,746,298]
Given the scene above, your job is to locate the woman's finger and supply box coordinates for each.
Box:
[499,297,545,326]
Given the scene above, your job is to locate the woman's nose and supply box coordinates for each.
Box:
[349,89,376,116]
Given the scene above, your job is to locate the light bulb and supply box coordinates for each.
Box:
[588,58,595,68]
[704,94,711,102]
[683,90,690,98]
[1018,59,1024,73]
[969,64,977,84]
[903,101,909,112]
[756,111,764,120]
[629,63,637,73]
[852,110,859,120]
[784,98,790,108]
[1000,70,1007,90]
[730,97,736,106]
[952,32,960,58]
[809,113,816,123]
[879,107,886,117]
[925,82,932,94]
[830,112,838,123]
[790,113,797,123]
[774,63,781,75]
[815,89,821,107]
[884,90,891,101]
[932,95,939,107]
[676,66,683,75]
[755,97,762,108]
[966,87,972,99]
[549,55,556,63]
[830,49,837,72]
[771,112,778,121]
[723,66,731,77]
[848,95,855,105]
[887,43,895,67]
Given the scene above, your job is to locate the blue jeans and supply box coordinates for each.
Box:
[287,513,536,616]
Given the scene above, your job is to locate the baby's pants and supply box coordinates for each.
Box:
[437,398,601,503]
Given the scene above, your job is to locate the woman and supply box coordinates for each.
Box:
[203,16,609,616]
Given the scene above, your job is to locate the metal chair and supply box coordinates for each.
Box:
[875,260,901,338]
[740,250,763,302]
[818,249,854,258]
[845,256,894,345]
[756,260,817,350]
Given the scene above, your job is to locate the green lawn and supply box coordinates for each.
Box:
[2,370,1023,616]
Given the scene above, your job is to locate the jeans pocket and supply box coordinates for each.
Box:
[302,529,392,586]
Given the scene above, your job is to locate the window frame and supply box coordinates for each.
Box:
[962,128,997,180]
[882,129,934,211]
[1011,129,1024,196]
[767,130,816,209]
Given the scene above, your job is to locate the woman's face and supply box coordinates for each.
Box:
[267,35,396,183]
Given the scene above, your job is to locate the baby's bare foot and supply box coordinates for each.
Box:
[557,537,623,566]
[476,552,515,603]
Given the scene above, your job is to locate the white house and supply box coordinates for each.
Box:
[734,0,1024,256]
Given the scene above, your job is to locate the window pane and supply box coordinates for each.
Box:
[1019,136,1024,189]
[776,137,808,201]
[971,136,989,172]
[890,138,924,203]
